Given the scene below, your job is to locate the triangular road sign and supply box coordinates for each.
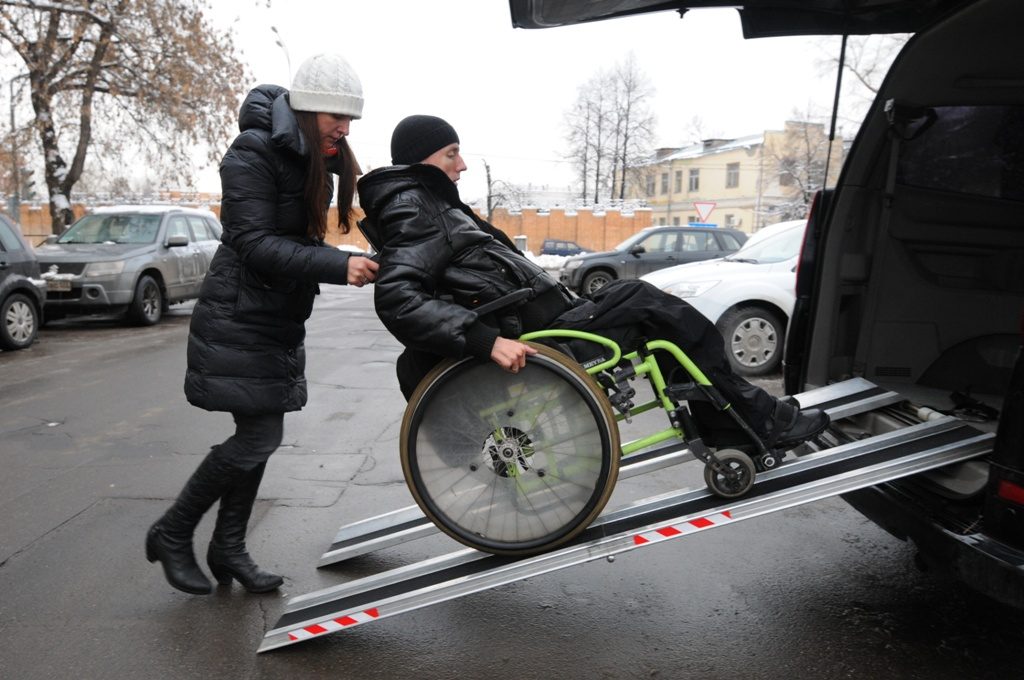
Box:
[693,201,716,223]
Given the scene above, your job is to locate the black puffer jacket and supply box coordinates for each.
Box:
[184,84,352,415]
[357,164,573,359]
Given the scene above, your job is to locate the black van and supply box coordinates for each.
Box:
[0,213,44,351]
[510,0,1024,610]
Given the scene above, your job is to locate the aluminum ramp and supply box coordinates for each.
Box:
[317,377,902,566]
[260,413,989,652]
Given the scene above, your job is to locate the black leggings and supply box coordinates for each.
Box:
[212,412,285,471]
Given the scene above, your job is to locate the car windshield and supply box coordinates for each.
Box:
[725,224,804,264]
[58,214,161,245]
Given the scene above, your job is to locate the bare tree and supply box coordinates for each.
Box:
[564,95,594,202]
[483,159,528,220]
[0,0,247,233]
[762,112,836,221]
[566,72,615,204]
[816,34,909,126]
[610,53,655,201]
[564,55,656,206]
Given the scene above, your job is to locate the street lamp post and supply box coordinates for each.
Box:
[8,76,20,218]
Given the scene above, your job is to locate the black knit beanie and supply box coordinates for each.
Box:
[390,115,460,165]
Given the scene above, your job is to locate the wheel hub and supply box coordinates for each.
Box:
[731,318,777,367]
[483,426,534,477]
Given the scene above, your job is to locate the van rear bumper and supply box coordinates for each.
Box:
[843,483,1024,610]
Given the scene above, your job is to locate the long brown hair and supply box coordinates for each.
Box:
[294,111,357,239]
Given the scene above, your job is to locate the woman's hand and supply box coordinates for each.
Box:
[348,256,379,287]
[490,337,537,373]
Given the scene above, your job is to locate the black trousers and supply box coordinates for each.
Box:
[395,280,779,435]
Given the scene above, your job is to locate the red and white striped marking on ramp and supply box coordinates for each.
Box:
[285,510,734,640]
[288,608,380,641]
[632,510,734,545]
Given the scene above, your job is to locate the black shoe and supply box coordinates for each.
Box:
[146,522,212,595]
[146,447,241,595]
[206,546,283,593]
[765,402,830,449]
[206,462,283,594]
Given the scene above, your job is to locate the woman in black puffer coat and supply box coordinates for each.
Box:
[146,54,378,596]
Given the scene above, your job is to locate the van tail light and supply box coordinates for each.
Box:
[983,344,1024,545]
[783,188,831,394]
[985,466,1024,546]
[997,479,1024,506]
[793,191,823,297]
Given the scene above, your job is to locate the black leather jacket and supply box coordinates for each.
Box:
[357,164,574,359]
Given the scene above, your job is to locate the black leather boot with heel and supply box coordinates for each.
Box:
[146,447,240,595]
[206,462,283,593]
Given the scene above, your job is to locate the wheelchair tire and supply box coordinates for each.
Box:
[400,343,621,556]
[704,449,756,499]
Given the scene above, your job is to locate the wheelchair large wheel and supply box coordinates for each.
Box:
[400,343,621,556]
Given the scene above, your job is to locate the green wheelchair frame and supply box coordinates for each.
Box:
[398,327,780,558]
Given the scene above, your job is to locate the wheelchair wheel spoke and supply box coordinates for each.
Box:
[401,344,621,556]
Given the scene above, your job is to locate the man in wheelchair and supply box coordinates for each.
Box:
[356,114,829,452]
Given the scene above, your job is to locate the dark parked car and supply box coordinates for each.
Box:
[35,205,222,326]
[559,225,746,294]
[0,212,45,350]
[540,238,589,256]
[513,0,1024,610]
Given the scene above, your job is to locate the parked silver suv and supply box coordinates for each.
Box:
[36,205,222,325]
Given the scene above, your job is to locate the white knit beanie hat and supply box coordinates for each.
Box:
[289,53,364,119]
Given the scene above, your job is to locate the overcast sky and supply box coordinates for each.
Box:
[205,1,846,204]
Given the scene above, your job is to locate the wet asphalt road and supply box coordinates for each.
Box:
[1,284,1021,679]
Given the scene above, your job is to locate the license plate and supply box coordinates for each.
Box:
[48,279,72,292]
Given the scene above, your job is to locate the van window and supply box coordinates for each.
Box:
[0,218,23,251]
[897,105,1024,201]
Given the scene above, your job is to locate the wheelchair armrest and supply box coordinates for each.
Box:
[520,329,623,373]
[472,288,533,316]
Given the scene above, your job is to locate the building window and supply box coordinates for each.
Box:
[660,173,669,194]
[674,170,683,193]
[726,162,740,188]
[658,217,667,225]
[688,214,698,224]
[779,156,795,186]
[688,168,699,192]
[646,175,656,196]
[724,214,736,228]
[672,216,680,226]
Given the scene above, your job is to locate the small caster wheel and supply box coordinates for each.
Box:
[756,452,782,472]
[704,449,756,498]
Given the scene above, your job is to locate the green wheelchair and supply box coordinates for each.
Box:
[399,296,799,557]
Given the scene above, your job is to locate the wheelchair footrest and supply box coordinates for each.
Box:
[664,381,710,403]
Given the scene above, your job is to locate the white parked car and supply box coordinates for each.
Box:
[641,219,806,376]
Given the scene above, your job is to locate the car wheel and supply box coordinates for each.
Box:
[717,306,785,377]
[0,292,39,350]
[128,274,163,326]
[582,270,614,295]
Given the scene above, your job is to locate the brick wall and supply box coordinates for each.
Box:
[16,201,652,254]
[332,206,653,253]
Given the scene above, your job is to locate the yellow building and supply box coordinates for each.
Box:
[627,121,843,235]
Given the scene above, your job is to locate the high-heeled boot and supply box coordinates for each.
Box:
[206,462,283,593]
[146,447,241,595]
